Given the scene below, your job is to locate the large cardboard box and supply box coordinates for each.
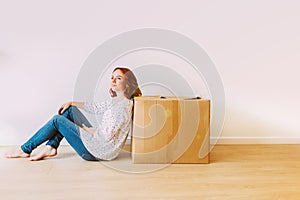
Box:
[132,96,210,164]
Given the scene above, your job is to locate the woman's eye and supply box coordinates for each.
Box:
[118,78,121,80]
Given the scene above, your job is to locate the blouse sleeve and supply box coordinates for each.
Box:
[83,100,112,114]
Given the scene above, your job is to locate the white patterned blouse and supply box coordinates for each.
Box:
[80,97,133,160]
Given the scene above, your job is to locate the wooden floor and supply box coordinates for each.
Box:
[1,144,300,200]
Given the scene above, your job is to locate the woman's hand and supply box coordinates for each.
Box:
[109,88,117,97]
[82,124,95,134]
[58,102,72,115]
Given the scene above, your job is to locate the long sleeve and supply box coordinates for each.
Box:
[83,100,112,114]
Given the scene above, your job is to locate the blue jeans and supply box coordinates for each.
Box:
[21,106,99,161]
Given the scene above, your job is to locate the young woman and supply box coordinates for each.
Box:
[4,67,142,161]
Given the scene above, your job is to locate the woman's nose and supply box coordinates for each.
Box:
[112,78,116,83]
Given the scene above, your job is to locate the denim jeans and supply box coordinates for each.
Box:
[21,106,99,161]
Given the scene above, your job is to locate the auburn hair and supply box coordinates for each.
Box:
[109,67,142,99]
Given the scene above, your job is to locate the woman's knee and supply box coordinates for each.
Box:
[68,105,80,112]
[52,114,62,121]
[60,106,79,120]
[62,105,74,114]
[51,115,65,126]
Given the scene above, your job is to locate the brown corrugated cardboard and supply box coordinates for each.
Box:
[132,96,210,164]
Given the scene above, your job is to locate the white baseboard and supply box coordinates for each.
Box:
[213,137,300,144]
[4,137,298,146]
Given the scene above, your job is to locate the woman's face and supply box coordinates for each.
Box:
[111,69,126,93]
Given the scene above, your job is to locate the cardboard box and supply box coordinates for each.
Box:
[132,96,210,164]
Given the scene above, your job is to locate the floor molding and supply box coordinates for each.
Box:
[212,137,300,144]
[3,137,300,146]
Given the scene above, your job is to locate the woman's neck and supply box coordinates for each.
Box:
[114,92,126,100]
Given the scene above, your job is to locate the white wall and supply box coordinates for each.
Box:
[1,0,300,145]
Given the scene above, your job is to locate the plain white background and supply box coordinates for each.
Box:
[0,0,299,145]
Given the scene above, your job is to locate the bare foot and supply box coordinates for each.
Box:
[4,147,30,158]
[29,146,57,161]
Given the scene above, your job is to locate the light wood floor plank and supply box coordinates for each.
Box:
[1,144,300,200]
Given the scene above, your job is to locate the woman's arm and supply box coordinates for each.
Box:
[71,101,84,108]
[83,100,112,114]
[82,124,95,134]
[58,101,84,115]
